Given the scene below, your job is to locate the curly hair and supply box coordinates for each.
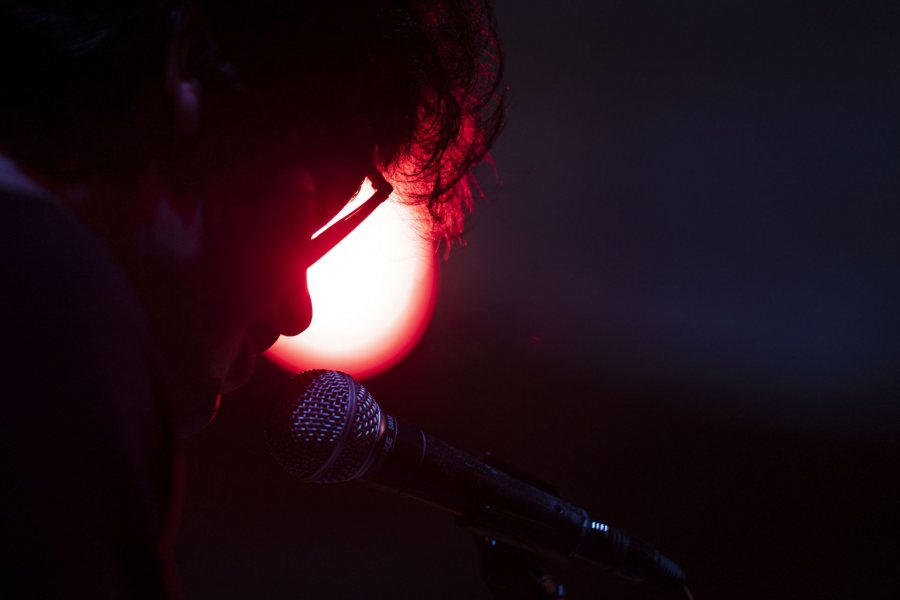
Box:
[0,0,505,242]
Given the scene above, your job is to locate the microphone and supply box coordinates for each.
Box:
[266,370,687,591]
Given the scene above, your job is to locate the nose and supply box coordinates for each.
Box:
[277,269,313,336]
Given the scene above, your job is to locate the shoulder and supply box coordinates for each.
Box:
[0,189,146,343]
[0,188,159,424]
[0,188,171,597]
[0,185,168,459]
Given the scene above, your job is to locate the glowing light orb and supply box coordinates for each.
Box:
[266,181,437,380]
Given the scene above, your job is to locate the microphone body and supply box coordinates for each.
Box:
[370,414,685,588]
[267,370,686,590]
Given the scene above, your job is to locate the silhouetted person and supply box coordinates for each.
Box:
[0,2,503,596]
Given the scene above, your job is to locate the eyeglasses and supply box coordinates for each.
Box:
[304,168,393,266]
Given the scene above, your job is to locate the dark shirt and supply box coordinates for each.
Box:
[0,189,174,598]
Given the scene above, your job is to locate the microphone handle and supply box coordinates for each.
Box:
[364,415,686,589]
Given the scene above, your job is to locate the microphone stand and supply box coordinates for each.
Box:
[472,534,567,600]
[461,453,568,599]
[458,454,694,599]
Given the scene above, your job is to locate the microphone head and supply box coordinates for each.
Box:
[266,370,384,483]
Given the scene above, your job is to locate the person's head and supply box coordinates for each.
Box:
[0,1,503,433]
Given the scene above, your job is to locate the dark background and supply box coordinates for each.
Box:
[178,2,900,598]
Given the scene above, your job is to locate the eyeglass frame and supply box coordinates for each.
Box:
[303,167,393,266]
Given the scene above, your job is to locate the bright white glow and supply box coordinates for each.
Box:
[266,180,437,380]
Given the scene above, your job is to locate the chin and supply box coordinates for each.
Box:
[219,335,257,394]
[170,376,222,439]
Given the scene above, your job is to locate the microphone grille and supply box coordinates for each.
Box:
[266,370,383,483]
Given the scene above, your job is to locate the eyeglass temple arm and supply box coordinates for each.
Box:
[306,173,393,265]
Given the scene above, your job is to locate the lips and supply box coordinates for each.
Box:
[220,293,312,394]
[220,313,285,394]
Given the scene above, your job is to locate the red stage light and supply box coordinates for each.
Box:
[266,180,437,380]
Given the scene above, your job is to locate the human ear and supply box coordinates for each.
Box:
[172,79,201,135]
[165,7,203,135]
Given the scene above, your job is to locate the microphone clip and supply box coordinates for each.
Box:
[456,454,571,599]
